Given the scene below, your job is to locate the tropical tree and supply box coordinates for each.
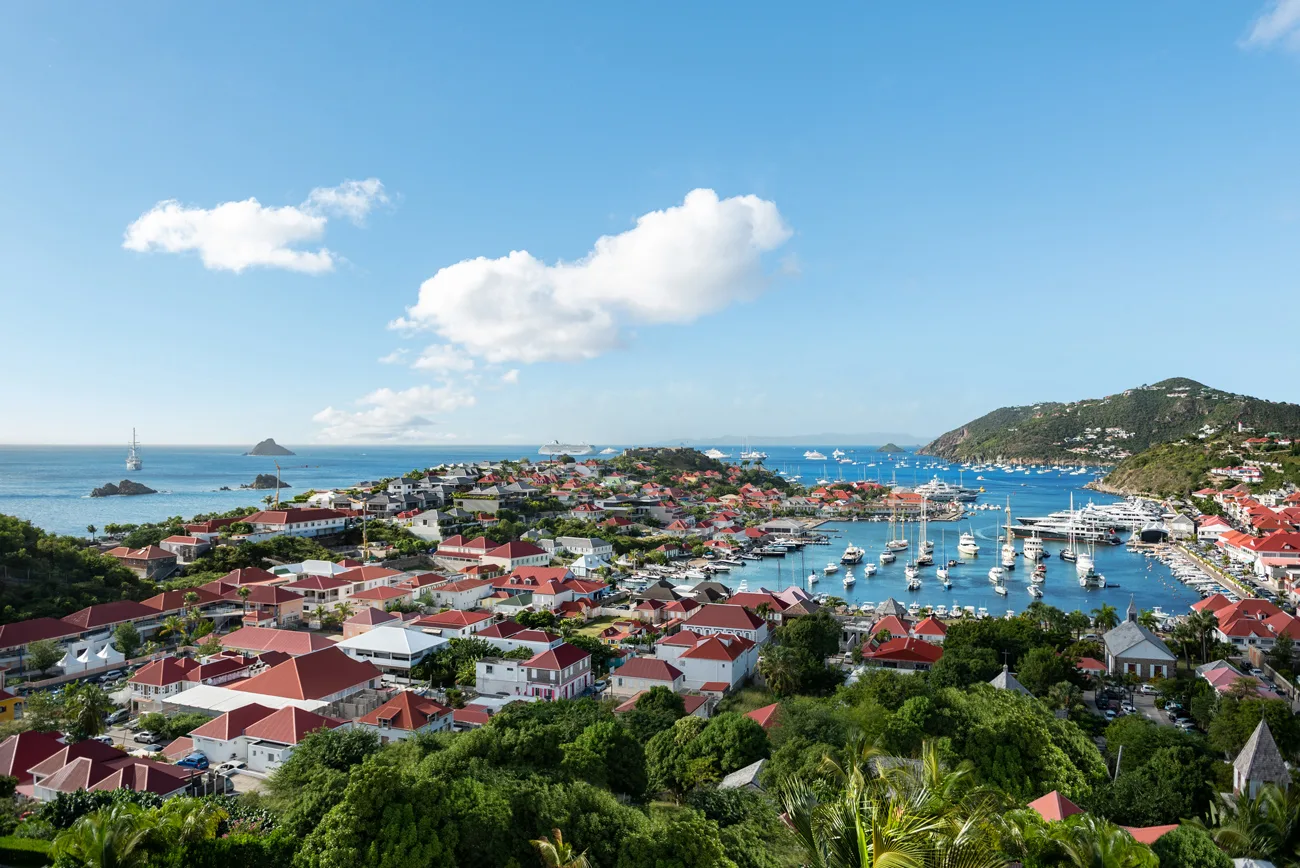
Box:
[25,637,64,676]
[1047,681,1083,713]
[51,802,158,868]
[1138,609,1158,631]
[156,797,227,846]
[1012,810,1158,867]
[758,644,804,697]
[1066,610,1092,639]
[1196,783,1300,862]
[532,827,592,868]
[1187,609,1219,662]
[87,524,97,541]
[157,615,186,646]
[237,585,252,614]
[780,739,1008,868]
[1092,604,1120,632]
[113,622,142,660]
[62,683,115,739]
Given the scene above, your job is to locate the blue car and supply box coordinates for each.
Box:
[176,753,209,770]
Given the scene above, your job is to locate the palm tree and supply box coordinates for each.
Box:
[1196,783,1300,861]
[52,803,159,868]
[1092,603,1120,631]
[758,645,803,697]
[237,585,251,615]
[1067,610,1092,640]
[156,798,227,846]
[1138,609,1159,630]
[1187,609,1219,662]
[332,601,355,624]
[87,524,97,542]
[1012,811,1157,868]
[62,683,114,739]
[158,615,186,647]
[1047,682,1083,713]
[531,828,590,868]
[781,741,1008,868]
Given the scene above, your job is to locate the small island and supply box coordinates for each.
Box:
[241,474,291,490]
[877,443,905,453]
[246,438,294,456]
[90,479,157,498]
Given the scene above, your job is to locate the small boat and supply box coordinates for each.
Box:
[841,544,865,565]
[1027,584,1043,598]
[936,566,949,581]
[936,605,948,616]
[737,579,749,593]
[994,583,1008,597]
[905,564,919,581]
[843,572,856,587]
[824,563,840,575]
[977,607,989,619]
[907,576,922,591]
[862,562,877,576]
[879,549,897,564]
[1032,564,1046,584]
[988,566,1005,583]
[807,572,819,586]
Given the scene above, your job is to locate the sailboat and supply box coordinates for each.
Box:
[126,429,143,472]
[1001,500,1017,570]
[935,531,950,582]
[916,498,934,566]
[886,511,908,550]
[904,523,921,588]
[1060,492,1079,563]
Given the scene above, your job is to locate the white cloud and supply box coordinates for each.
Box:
[123,178,387,273]
[313,384,475,442]
[500,369,520,385]
[1243,0,1300,50]
[391,188,792,363]
[411,344,476,373]
[303,178,389,224]
[377,348,409,364]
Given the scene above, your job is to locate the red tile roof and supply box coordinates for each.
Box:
[233,647,380,700]
[867,637,944,664]
[218,567,281,585]
[350,586,410,603]
[486,541,548,560]
[220,626,336,656]
[913,616,948,637]
[0,731,64,784]
[336,566,403,585]
[680,634,755,662]
[243,706,342,744]
[242,508,348,525]
[88,762,190,795]
[614,692,708,715]
[414,610,493,629]
[283,575,350,592]
[745,702,781,730]
[357,691,451,731]
[61,600,159,630]
[453,704,493,728]
[104,545,176,561]
[0,617,82,649]
[526,642,591,670]
[1028,791,1084,822]
[616,657,683,682]
[141,588,223,611]
[224,584,301,605]
[686,604,765,631]
[1122,824,1178,845]
[345,607,397,627]
[130,656,200,687]
[1075,657,1107,673]
[190,703,277,740]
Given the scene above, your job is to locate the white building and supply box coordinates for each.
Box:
[475,657,529,696]
[556,536,615,559]
[240,508,350,539]
[335,623,447,676]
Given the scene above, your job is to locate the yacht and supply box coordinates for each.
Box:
[807,572,819,586]
[936,605,948,617]
[988,566,1005,583]
[1076,547,1095,577]
[906,574,922,591]
[804,450,827,461]
[1027,584,1044,599]
[125,429,143,472]
[914,476,980,502]
[939,572,952,589]
[1031,564,1046,584]
[879,549,897,564]
[539,441,594,456]
[599,447,619,455]
[1000,502,1017,569]
[1022,535,1044,561]
[886,516,909,550]
[824,562,839,575]
[1078,564,1106,589]
[840,544,865,565]
[936,565,949,582]
[862,562,877,576]
[904,563,919,581]
[957,531,980,556]
[843,571,856,588]
[994,583,1008,597]
[703,448,732,460]
[832,449,846,459]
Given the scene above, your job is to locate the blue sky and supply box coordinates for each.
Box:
[3,1,1300,446]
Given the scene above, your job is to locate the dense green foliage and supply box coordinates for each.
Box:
[0,515,154,624]
[922,377,1300,464]
[1103,440,1233,497]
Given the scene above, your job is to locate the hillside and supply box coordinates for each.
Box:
[920,378,1300,465]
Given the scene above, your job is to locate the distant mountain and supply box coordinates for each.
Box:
[667,432,927,447]
[246,438,294,456]
[920,378,1300,464]
[877,443,905,453]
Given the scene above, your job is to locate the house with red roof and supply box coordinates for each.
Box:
[860,637,944,672]
[28,740,193,802]
[103,545,179,579]
[1196,515,1234,542]
[614,691,710,719]
[189,702,344,772]
[158,535,212,564]
[420,577,496,610]
[481,541,551,571]
[239,508,349,539]
[476,622,562,656]
[655,630,758,691]
[413,608,494,639]
[610,657,684,697]
[911,616,948,644]
[745,703,780,730]
[356,690,452,742]
[342,606,399,639]
[682,604,770,645]
[0,731,65,793]
[525,642,593,700]
[224,583,305,628]
[1027,790,1176,845]
[433,534,496,565]
[233,646,382,703]
[349,585,414,610]
[221,626,336,657]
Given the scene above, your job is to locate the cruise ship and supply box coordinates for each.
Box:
[538,441,595,456]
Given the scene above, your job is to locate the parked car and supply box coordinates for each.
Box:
[215,761,246,774]
[1138,684,1155,695]
[103,669,123,680]
[1104,709,1117,720]
[106,709,129,725]
[176,753,209,770]
[1250,668,1265,678]
[1121,702,1136,714]
[91,735,114,745]
[133,731,160,745]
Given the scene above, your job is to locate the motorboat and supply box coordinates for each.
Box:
[1078,565,1106,589]
[907,575,922,591]
[841,544,866,564]
[994,583,1008,597]
[804,450,827,461]
[988,566,1005,583]
[957,531,980,556]
[1001,551,1017,570]
[1031,565,1046,584]
[1027,584,1043,598]
[703,448,732,460]
[863,562,877,576]
[824,562,840,575]
[879,549,897,564]
[832,449,846,459]
[977,607,989,619]
[935,605,948,617]
[843,571,856,587]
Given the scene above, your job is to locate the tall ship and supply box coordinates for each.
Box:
[539,441,595,456]
[126,429,143,472]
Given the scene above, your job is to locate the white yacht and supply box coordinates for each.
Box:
[988,566,1005,583]
[958,531,980,556]
[831,449,846,459]
[843,571,856,587]
[862,562,877,576]
[824,562,840,575]
[599,447,619,455]
[1022,535,1044,561]
[804,450,827,460]
[994,584,1008,597]
[879,549,897,564]
[905,564,919,581]
[841,544,865,565]
[1027,584,1044,599]
[739,449,768,460]
[807,572,819,587]
[125,429,143,472]
[907,575,922,591]
[703,448,732,460]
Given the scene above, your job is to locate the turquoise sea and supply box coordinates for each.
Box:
[0,444,1202,617]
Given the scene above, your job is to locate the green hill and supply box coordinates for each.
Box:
[920,378,1300,465]
[877,442,906,453]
